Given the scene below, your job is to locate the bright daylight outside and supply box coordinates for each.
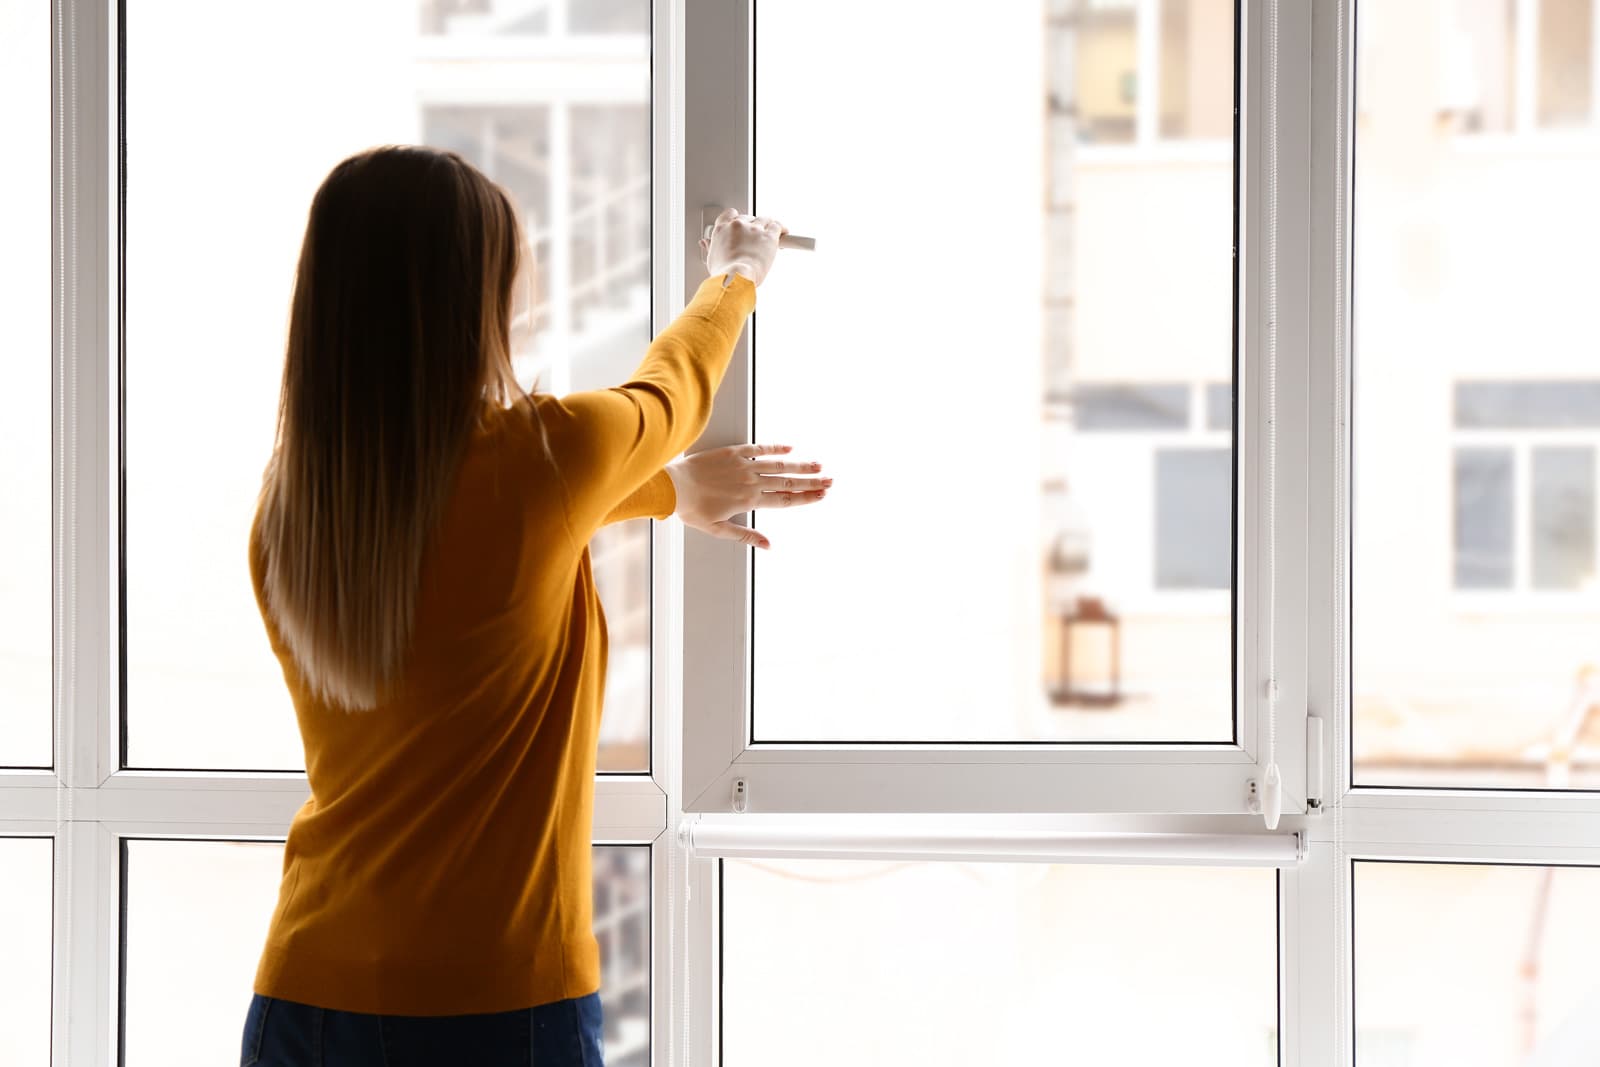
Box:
[723,860,1278,1065]
[0,0,52,768]
[754,0,1239,744]
[121,0,654,773]
[1353,0,1600,792]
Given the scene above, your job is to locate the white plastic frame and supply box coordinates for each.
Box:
[678,0,1313,817]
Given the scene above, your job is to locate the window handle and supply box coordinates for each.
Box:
[701,204,816,251]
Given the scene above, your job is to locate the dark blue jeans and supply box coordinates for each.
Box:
[240,991,604,1066]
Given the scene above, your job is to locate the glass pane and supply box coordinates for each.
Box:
[723,860,1276,1064]
[0,0,52,768]
[122,840,650,1067]
[0,838,52,1065]
[123,0,652,771]
[752,0,1237,743]
[1355,861,1600,1064]
[1353,3,1600,789]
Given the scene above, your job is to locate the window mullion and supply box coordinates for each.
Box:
[1301,0,1358,1062]
[51,820,118,1067]
[54,0,117,796]
[1282,846,1349,1067]
[51,2,117,1063]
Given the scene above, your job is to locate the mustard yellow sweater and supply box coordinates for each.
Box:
[249,271,756,1015]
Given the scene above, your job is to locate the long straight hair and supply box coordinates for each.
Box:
[256,145,529,711]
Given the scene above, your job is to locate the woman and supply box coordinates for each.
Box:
[239,145,824,1065]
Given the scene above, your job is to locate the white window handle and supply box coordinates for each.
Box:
[702,204,815,251]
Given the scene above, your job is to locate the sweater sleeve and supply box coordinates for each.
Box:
[603,468,677,524]
[538,270,756,535]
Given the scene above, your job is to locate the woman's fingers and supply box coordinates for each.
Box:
[757,488,829,508]
[733,443,792,460]
[749,459,823,476]
[708,520,771,550]
[757,475,832,494]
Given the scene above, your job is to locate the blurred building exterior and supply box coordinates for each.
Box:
[1042,0,1600,787]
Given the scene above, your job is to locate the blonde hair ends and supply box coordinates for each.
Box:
[256,145,528,711]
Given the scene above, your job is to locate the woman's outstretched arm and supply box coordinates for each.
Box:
[534,269,757,535]
[532,211,786,537]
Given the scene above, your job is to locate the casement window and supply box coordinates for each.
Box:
[680,0,1292,812]
[8,1,1600,1066]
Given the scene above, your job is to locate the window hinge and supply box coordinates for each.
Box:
[731,778,749,814]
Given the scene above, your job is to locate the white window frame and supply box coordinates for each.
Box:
[678,0,1312,818]
[10,4,1600,1067]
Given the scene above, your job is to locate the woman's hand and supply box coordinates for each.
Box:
[666,444,831,550]
[699,208,785,286]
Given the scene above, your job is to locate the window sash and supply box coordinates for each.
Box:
[679,0,1310,816]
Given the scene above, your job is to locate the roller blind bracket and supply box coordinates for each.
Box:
[679,816,1307,868]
